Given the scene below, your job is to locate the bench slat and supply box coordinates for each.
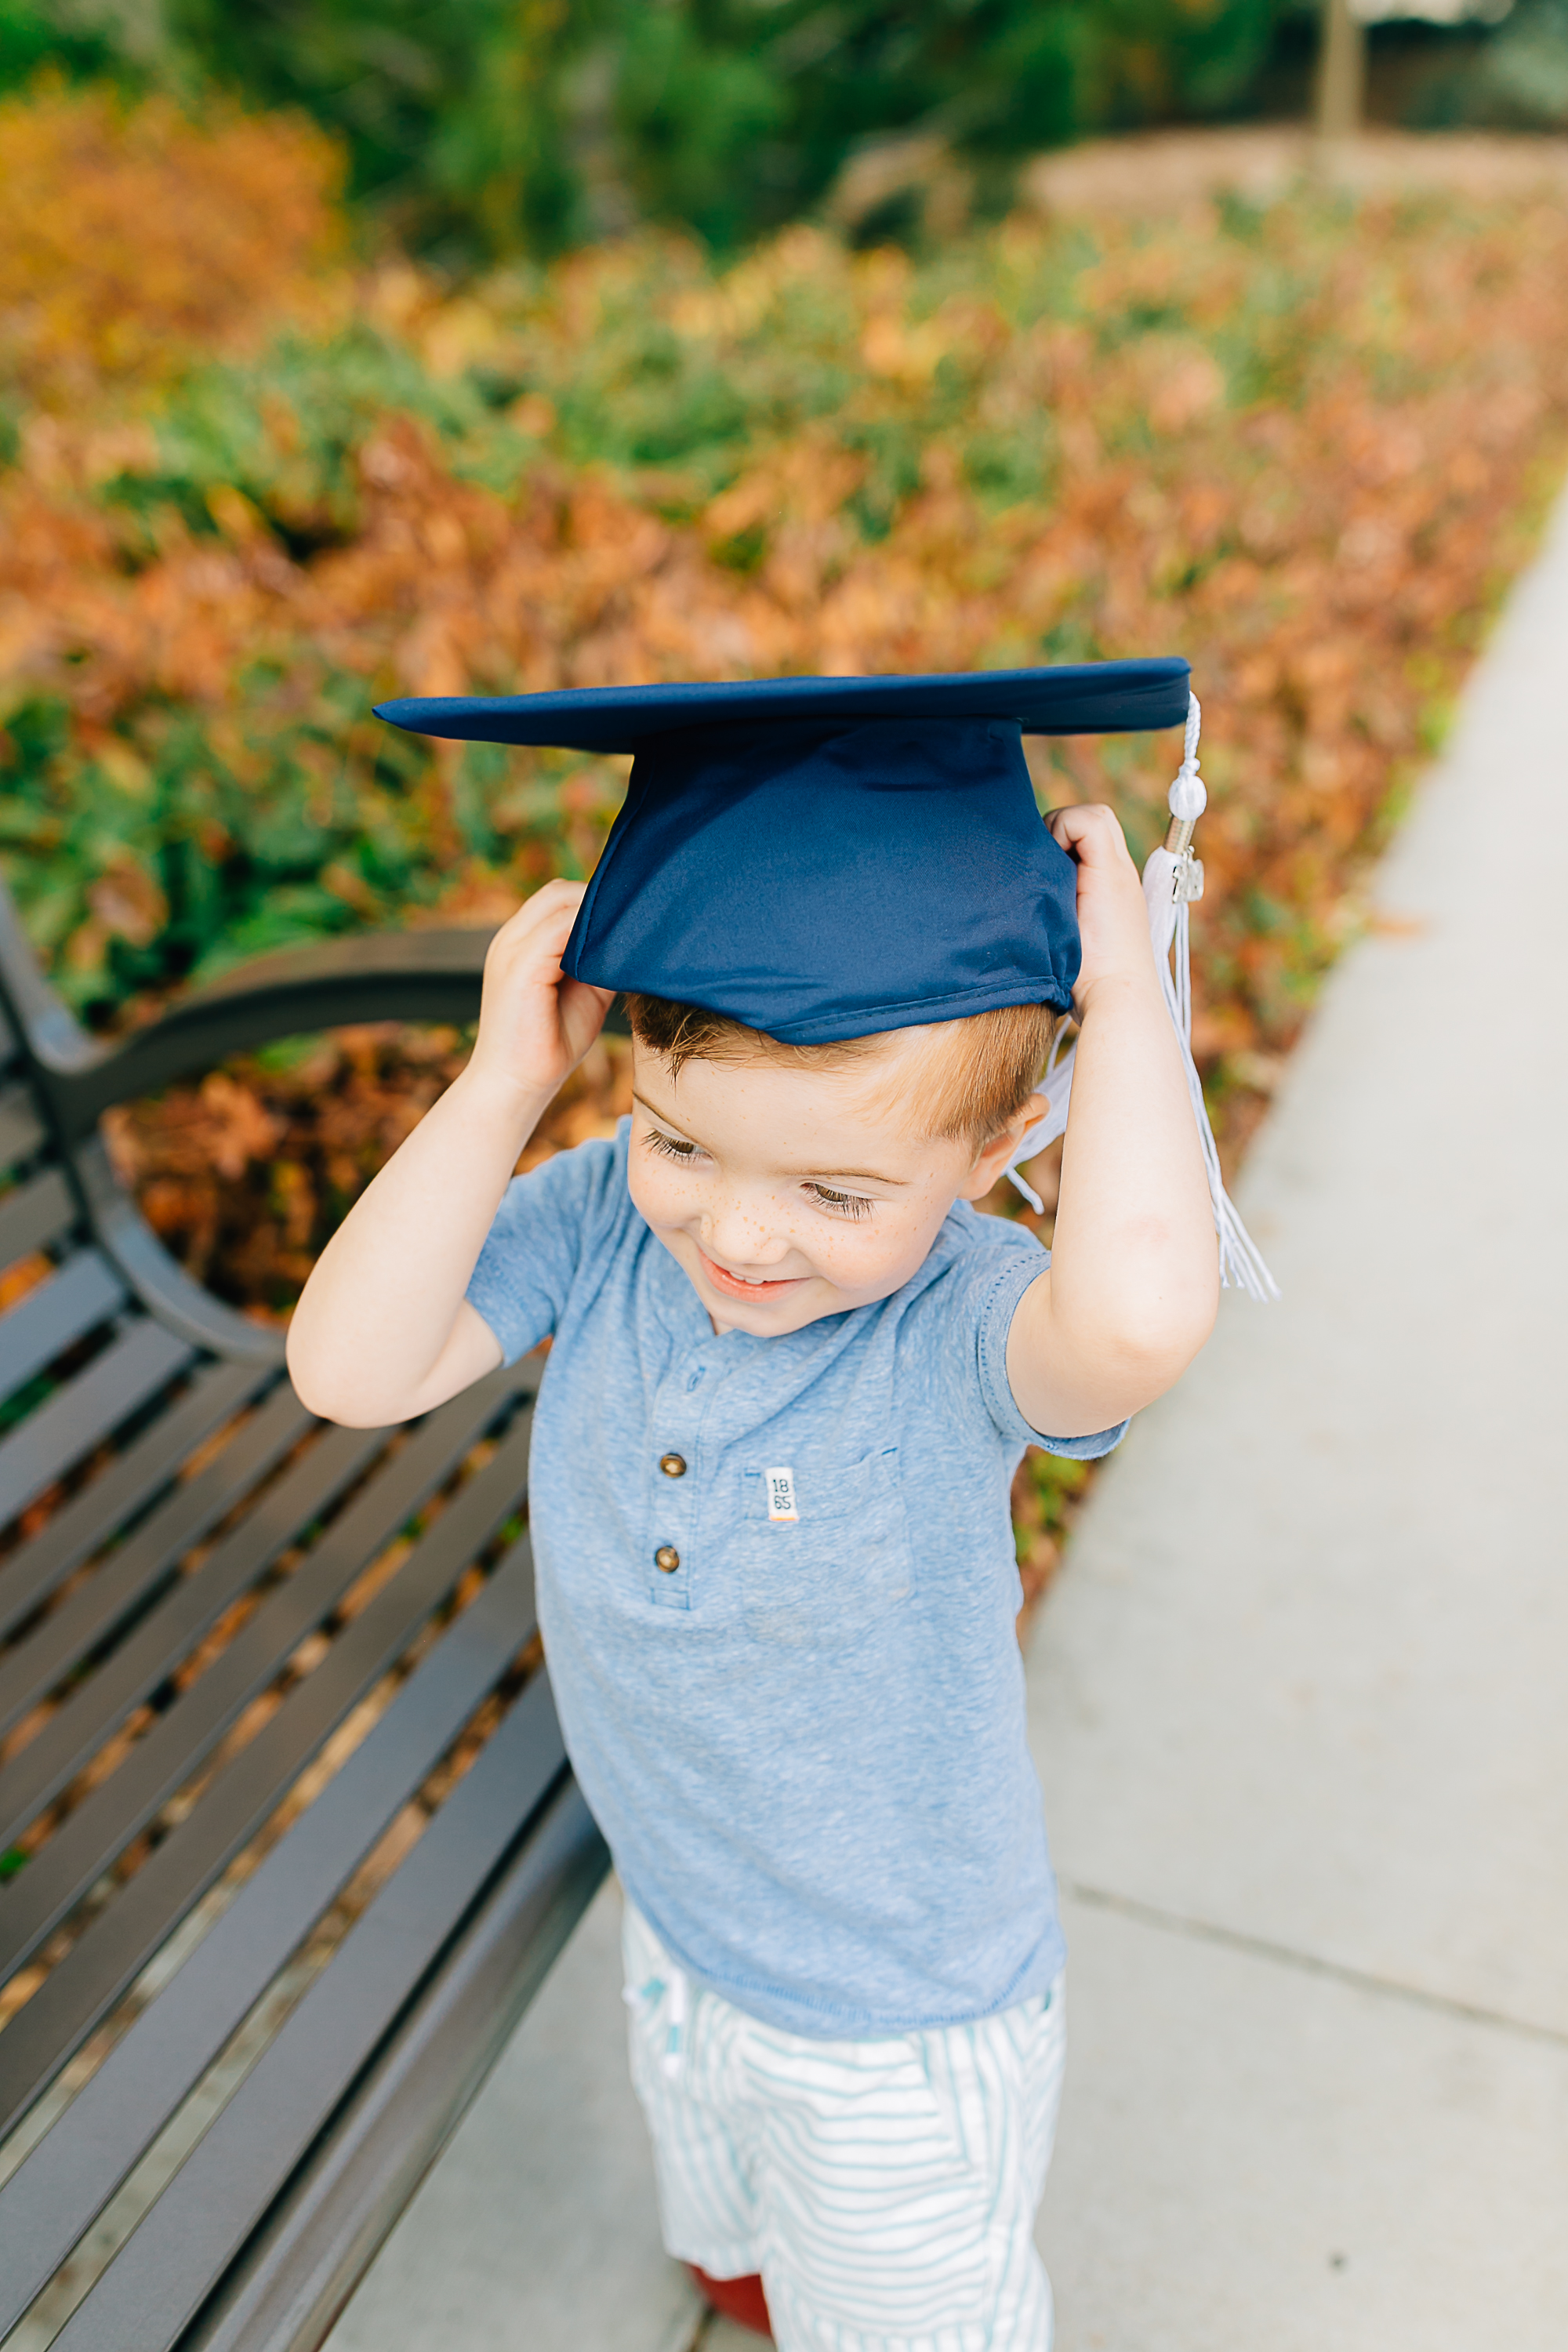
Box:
[0,1320,194,1530]
[49,1672,572,2352]
[0,1377,533,2126]
[0,1417,387,1938]
[190,1783,605,2352]
[0,1534,539,2328]
[0,1166,76,1269]
[0,1380,314,1748]
[0,1359,270,1646]
[0,920,604,2347]
[0,1251,126,1407]
[0,1082,47,1171]
[0,1411,383,1872]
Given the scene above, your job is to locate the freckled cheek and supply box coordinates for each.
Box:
[626,1159,944,1289]
[807,1202,940,1289]
[626,1156,710,1232]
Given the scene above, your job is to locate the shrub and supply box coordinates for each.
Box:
[35,2,1292,261]
[2,89,1567,1159]
[0,81,344,402]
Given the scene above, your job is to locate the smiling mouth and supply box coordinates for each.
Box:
[697,1249,808,1302]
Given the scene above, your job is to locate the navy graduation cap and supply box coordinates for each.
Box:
[374,661,1190,1047]
[375,661,1278,1300]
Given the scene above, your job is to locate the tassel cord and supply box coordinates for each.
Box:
[1005,694,1279,1304]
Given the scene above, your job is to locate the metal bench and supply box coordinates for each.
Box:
[0,884,610,2350]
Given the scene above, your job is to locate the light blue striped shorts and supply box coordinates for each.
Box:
[622,1903,1067,2352]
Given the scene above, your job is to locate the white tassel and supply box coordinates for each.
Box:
[1006,694,1279,1303]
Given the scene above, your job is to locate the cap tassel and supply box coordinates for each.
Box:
[1006,695,1279,1303]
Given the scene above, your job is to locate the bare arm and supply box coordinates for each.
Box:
[1005,804,1219,1438]
[285,880,612,1425]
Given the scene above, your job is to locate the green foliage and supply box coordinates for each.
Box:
[1016,1447,1090,1545]
[27,0,1295,262]
[7,152,1567,1046]
[0,0,120,92]
[158,0,601,255]
[613,7,790,244]
[20,4,1567,260]
[1482,0,1568,126]
[104,325,526,552]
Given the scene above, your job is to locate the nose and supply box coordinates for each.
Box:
[701,1191,791,1270]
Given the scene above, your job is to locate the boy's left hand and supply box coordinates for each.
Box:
[1046,803,1160,1012]
[1007,797,1218,1439]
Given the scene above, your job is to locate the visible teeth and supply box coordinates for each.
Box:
[706,1258,780,1286]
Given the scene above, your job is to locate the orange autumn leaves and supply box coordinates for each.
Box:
[0,82,345,402]
[4,91,1568,1287]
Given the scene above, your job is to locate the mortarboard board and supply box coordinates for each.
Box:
[375,663,1186,1042]
[375,665,1276,1300]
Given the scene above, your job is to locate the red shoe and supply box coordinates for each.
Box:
[688,2265,774,2338]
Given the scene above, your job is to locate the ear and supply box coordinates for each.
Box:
[955,1091,1048,1202]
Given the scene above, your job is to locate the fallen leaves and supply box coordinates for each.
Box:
[0,84,345,403]
[3,93,1568,1324]
[100,1029,633,1315]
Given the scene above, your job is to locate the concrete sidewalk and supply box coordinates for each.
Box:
[1029,484,1568,2347]
[326,492,1568,2352]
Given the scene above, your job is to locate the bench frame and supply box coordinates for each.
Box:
[0,890,612,2351]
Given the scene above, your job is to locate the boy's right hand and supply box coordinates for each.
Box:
[466,879,616,1110]
[289,875,612,1429]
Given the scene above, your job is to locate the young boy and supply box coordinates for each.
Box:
[287,667,1218,2350]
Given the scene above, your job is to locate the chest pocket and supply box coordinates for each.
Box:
[737,1448,913,1653]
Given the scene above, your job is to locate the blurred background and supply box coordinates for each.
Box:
[8,0,1568,259]
[2,0,1566,1591]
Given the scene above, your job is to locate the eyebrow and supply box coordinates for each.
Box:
[632,1092,910,1188]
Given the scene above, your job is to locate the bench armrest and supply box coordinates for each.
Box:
[20,928,509,1145]
[7,924,631,1144]
[0,887,626,1364]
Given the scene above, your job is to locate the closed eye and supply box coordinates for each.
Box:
[804,1182,875,1220]
[641,1121,873,1214]
[644,1128,705,1163]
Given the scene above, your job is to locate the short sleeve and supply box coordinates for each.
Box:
[466,1129,627,1365]
[971,1237,1130,1460]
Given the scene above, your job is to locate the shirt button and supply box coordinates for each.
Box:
[659,1454,688,1478]
[655,1545,681,1573]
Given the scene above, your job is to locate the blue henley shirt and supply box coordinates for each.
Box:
[467,1121,1124,2038]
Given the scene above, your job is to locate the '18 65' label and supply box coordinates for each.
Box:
[766,1467,798,1523]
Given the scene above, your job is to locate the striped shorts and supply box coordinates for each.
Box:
[622,1904,1066,2352]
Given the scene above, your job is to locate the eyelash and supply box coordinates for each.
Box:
[644,1129,701,1163]
[641,1131,876,1219]
[805,1183,874,1220]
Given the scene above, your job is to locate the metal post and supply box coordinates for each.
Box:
[1316,0,1366,145]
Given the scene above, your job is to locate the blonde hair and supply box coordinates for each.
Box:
[625,995,1061,1151]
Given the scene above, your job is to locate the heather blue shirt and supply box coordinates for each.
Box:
[467,1122,1124,2038]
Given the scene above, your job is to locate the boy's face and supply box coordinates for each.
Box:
[628,1033,1041,1337]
